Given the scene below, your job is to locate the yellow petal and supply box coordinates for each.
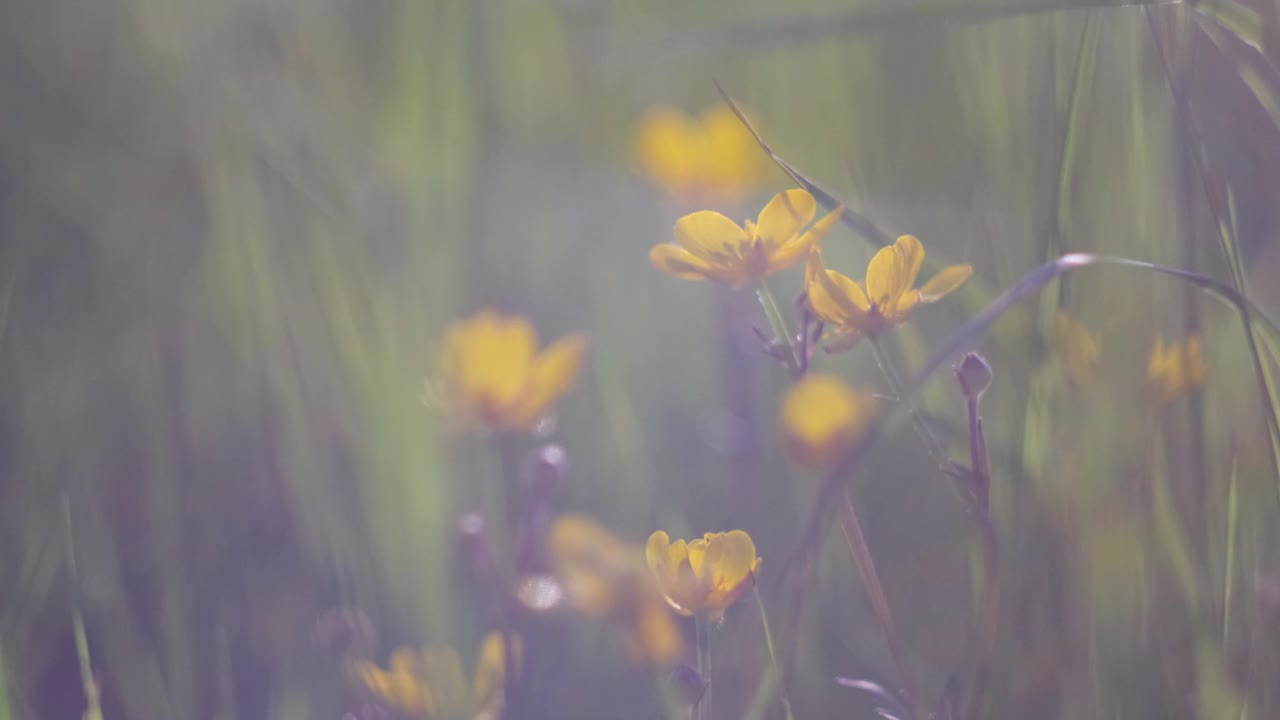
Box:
[865,238,913,306]
[754,189,815,251]
[649,244,714,281]
[768,205,843,274]
[882,289,920,325]
[473,632,520,705]
[504,333,587,430]
[673,210,749,260]
[421,645,470,717]
[917,264,973,303]
[704,530,759,608]
[645,531,674,583]
[805,247,870,325]
[897,235,925,291]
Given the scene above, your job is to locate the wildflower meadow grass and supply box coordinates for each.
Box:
[4,1,1280,719]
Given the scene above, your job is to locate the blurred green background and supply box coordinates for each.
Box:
[4,0,1280,718]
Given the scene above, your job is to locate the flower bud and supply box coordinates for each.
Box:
[954,351,993,401]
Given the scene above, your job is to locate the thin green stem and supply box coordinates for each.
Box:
[756,279,802,375]
[696,616,714,720]
[836,487,925,720]
[868,336,948,467]
[752,586,796,720]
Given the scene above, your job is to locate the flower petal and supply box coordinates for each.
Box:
[897,235,925,290]
[865,239,910,306]
[768,205,844,274]
[754,189,815,252]
[805,247,870,325]
[650,244,713,281]
[917,264,973,303]
[882,289,920,325]
[505,334,587,430]
[673,210,749,260]
[473,632,519,706]
[705,530,759,606]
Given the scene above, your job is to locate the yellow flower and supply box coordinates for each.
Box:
[650,189,843,288]
[546,514,682,664]
[645,530,762,624]
[779,373,879,471]
[355,632,519,720]
[633,104,764,201]
[435,311,587,432]
[805,235,973,351]
[1051,311,1101,387]
[1146,335,1208,404]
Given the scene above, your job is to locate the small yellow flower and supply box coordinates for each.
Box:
[805,235,973,351]
[1051,311,1101,387]
[546,515,682,664]
[633,104,764,201]
[779,373,879,471]
[1146,335,1208,404]
[435,311,587,432]
[645,530,762,624]
[650,189,843,288]
[355,632,519,719]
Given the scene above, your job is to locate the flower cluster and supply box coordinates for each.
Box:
[354,632,516,720]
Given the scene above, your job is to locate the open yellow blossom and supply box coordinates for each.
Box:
[1146,335,1208,404]
[355,632,518,720]
[805,235,973,351]
[650,188,843,288]
[435,311,587,432]
[780,373,879,471]
[633,104,764,201]
[1051,311,1101,387]
[547,515,682,664]
[645,530,762,624]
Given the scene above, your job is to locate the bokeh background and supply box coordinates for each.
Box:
[4,0,1280,718]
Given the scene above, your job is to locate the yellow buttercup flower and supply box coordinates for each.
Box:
[779,373,879,471]
[650,188,843,288]
[546,515,682,665]
[805,235,973,351]
[633,104,764,201]
[355,632,518,719]
[1146,335,1208,404]
[435,311,587,432]
[645,530,762,624]
[1051,311,1101,387]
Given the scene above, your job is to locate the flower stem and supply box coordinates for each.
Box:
[753,585,796,720]
[835,486,925,720]
[867,337,948,467]
[755,279,802,377]
[696,615,714,720]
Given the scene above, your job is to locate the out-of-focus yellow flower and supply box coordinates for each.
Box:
[645,530,762,624]
[633,105,764,202]
[355,632,519,720]
[546,514,682,664]
[1146,335,1208,404]
[650,189,843,288]
[1051,311,1101,387]
[779,373,879,471]
[435,311,587,432]
[805,235,972,351]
